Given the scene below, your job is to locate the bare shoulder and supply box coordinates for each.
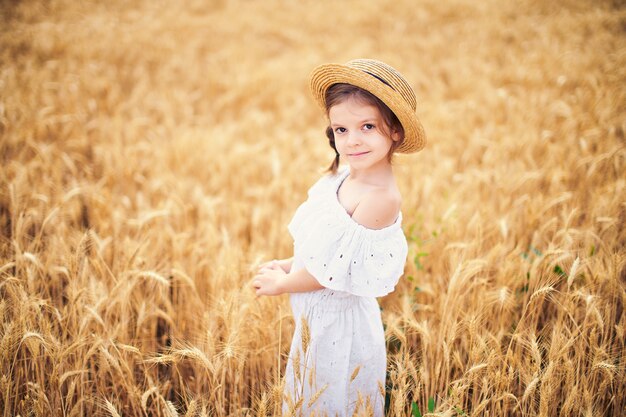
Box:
[351,186,402,230]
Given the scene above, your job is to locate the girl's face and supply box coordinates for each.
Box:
[329,97,400,172]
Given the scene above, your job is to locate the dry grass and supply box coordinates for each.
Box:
[1,0,625,416]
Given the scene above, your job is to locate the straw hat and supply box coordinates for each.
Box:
[309,59,426,153]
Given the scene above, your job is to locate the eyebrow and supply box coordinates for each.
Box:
[330,118,378,127]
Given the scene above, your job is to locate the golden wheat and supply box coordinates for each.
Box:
[1,0,625,416]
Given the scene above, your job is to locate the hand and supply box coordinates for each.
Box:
[259,258,291,273]
[252,262,287,296]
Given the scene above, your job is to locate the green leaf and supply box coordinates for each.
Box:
[589,245,596,256]
[411,401,422,417]
[554,265,566,277]
[413,252,428,270]
[428,397,435,412]
[455,405,467,416]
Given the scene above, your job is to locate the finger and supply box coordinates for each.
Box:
[259,260,276,270]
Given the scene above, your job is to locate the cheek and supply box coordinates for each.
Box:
[379,136,393,151]
[334,137,347,152]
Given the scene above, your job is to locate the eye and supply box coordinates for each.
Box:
[363,123,375,131]
[334,127,347,134]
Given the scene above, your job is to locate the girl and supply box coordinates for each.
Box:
[252,59,426,416]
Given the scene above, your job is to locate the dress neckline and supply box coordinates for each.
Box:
[331,167,403,232]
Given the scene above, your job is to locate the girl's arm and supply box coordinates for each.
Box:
[252,264,324,296]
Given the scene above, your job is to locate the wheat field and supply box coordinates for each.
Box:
[1,0,625,416]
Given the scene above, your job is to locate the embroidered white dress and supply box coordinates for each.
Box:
[284,167,408,417]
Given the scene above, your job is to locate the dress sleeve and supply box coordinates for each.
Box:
[288,192,408,297]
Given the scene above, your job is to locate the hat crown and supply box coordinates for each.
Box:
[346,59,417,111]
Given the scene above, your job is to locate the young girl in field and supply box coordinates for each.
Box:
[252,59,426,416]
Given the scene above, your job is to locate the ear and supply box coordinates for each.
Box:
[391,129,401,142]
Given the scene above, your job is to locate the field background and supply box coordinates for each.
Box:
[1,0,625,416]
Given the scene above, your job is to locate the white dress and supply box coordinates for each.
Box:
[284,167,408,417]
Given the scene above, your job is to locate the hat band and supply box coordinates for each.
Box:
[362,70,395,91]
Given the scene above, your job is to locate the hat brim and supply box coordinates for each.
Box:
[309,63,426,153]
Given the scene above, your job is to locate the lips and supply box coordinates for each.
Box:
[348,151,370,157]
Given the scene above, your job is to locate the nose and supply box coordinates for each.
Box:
[346,130,362,146]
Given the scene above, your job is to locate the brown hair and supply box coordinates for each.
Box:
[324,83,405,173]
